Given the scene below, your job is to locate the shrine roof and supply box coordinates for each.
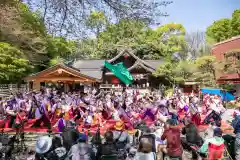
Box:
[67,60,104,79]
[70,60,105,69]
[25,63,101,82]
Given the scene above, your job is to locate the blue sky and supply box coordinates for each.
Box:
[160,0,240,32]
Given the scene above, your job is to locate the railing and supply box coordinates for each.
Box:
[100,84,123,89]
[0,84,28,97]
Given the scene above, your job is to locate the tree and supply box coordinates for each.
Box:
[182,32,212,59]
[153,60,195,86]
[206,19,232,43]
[86,11,108,35]
[24,0,172,38]
[154,55,219,87]
[47,37,77,63]
[231,9,240,36]
[193,56,217,87]
[1,1,79,72]
[76,20,186,59]
[49,56,65,66]
[0,1,49,69]
[0,42,30,83]
[206,9,240,43]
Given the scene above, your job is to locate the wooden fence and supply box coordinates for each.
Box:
[0,84,28,97]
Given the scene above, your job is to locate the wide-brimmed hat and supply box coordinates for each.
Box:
[36,136,52,154]
[114,121,124,130]
[128,129,136,135]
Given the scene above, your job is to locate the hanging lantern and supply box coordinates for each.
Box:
[124,54,129,59]
[112,77,119,84]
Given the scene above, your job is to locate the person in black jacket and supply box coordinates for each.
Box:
[61,122,80,151]
[139,127,156,153]
[96,131,118,159]
[181,118,202,160]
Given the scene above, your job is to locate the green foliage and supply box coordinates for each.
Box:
[24,0,172,38]
[86,11,108,34]
[0,42,30,83]
[78,19,186,59]
[154,56,218,87]
[219,84,236,91]
[206,19,232,42]
[206,9,240,43]
[164,88,173,97]
[0,1,48,69]
[231,9,240,36]
[49,56,65,66]
[154,60,195,85]
[47,37,77,60]
[193,56,217,87]
[0,1,78,80]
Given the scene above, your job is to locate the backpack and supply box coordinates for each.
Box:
[44,147,67,160]
[70,144,93,160]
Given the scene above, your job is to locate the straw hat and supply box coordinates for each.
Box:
[36,136,52,154]
[128,129,136,135]
[114,121,124,130]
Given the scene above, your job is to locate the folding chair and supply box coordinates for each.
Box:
[101,154,118,160]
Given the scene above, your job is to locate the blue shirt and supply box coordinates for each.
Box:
[232,115,240,134]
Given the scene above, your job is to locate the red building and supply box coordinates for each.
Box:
[212,36,240,94]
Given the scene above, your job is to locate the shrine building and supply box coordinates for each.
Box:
[212,36,240,95]
[25,48,163,92]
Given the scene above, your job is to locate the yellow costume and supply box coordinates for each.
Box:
[55,108,62,116]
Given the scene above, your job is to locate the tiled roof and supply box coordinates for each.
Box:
[67,49,163,79]
[80,69,103,80]
[71,60,105,69]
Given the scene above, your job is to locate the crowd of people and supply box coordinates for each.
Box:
[0,87,239,160]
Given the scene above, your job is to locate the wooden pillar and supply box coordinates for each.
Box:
[33,81,40,91]
[64,83,69,92]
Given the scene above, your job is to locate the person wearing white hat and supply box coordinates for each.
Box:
[35,136,67,160]
[36,136,53,154]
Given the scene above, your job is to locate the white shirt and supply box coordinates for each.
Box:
[86,115,92,124]
[210,102,220,113]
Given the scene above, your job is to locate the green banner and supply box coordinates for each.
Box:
[104,61,133,85]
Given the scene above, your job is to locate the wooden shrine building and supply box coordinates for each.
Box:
[25,48,163,92]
